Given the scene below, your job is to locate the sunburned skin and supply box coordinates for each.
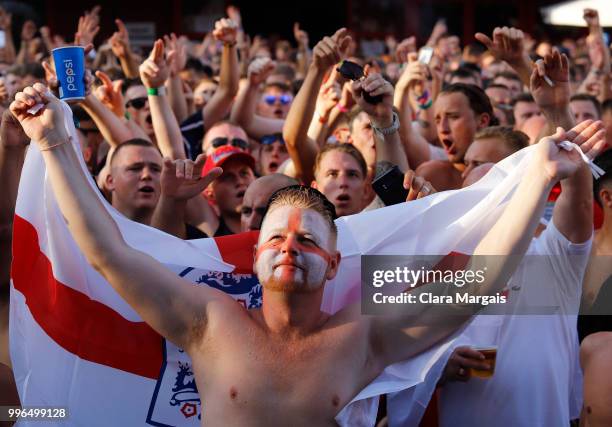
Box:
[255,207,332,292]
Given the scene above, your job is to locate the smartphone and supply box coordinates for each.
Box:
[336,60,383,104]
[418,47,434,65]
[0,31,6,49]
[372,165,408,206]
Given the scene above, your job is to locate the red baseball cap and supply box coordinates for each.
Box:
[202,145,256,176]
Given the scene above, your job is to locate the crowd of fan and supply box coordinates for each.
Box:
[2,4,612,426]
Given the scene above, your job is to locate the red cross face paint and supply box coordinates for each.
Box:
[255,206,334,293]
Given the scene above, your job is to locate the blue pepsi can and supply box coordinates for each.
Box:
[52,46,85,101]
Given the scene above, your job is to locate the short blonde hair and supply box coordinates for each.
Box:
[264,185,338,237]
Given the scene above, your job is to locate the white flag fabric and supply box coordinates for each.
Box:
[10,103,537,426]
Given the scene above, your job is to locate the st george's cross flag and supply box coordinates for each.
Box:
[10,102,543,426]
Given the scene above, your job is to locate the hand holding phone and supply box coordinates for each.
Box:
[336,60,383,104]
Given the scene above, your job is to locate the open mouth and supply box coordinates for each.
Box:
[273,109,284,118]
[145,114,152,125]
[336,194,351,205]
[138,185,155,194]
[236,190,245,199]
[268,161,278,172]
[441,139,456,154]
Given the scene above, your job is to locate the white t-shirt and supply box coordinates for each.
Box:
[438,222,592,427]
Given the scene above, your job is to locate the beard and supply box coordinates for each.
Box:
[256,251,329,293]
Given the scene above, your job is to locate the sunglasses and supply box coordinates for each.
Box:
[210,137,249,150]
[125,97,148,110]
[263,94,292,106]
[260,134,285,145]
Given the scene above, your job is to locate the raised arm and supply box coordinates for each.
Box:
[151,154,221,238]
[475,27,533,89]
[393,54,434,168]
[368,122,605,367]
[10,84,230,350]
[110,19,140,79]
[164,33,189,124]
[353,72,409,171]
[202,18,240,129]
[140,39,185,159]
[530,47,596,243]
[284,29,351,183]
[230,57,284,138]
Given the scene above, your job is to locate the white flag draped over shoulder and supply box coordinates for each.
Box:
[10,103,536,426]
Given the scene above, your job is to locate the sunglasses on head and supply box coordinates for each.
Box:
[260,134,285,145]
[125,97,148,110]
[263,94,292,106]
[210,137,249,150]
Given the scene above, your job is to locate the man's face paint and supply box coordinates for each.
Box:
[255,206,333,293]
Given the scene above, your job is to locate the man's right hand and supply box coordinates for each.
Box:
[247,57,276,87]
[475,27,529,67]
[161,154,222,201]
[10,84,69,146]
[440,346,489,384]
[530,49,570,113]
[311,28,351,71]
[139,39,170,89]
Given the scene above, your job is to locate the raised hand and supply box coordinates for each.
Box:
[212,18,238,45]
[530,48,570,112]
[139,39,170,89]
[161,154,222,200]
[351,72,394,125]
[21,20,36,42]
[248,57,276,87]
[110,19,131,59]
[293,22,309,49]
[94,70,125,117]
[535,120,606,182]
[395,36,416,63]
[75,6,101,47]
[311,28,351,71]
[164,33,187,77]
[226,5,242,29]
[403,169,436,201]
[10,83,69,145]
[475,27,529,66]
[583,8,600,29]
[396,53,428,92]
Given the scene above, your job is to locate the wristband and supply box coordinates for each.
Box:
[147,86,166,96]
[316,111,328,124]
[223,41,237,47]
[124,111,131,120]
[336,103,349,113]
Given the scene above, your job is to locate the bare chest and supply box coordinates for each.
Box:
[190,321,373,424]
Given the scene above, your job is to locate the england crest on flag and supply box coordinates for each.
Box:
[146,265,261,426]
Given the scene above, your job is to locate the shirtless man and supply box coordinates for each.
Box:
[10,83,603,426]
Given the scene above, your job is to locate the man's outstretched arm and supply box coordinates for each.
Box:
[367,122,606,368]
[11,84,230,351]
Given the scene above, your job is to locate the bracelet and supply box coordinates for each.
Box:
[147,86,166,96]
[316,111,328,124]
[40,137,70,151]
[336,103,349,113]
[372,111,400,136]
[124,111,131,120]
[223,41,237,47]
